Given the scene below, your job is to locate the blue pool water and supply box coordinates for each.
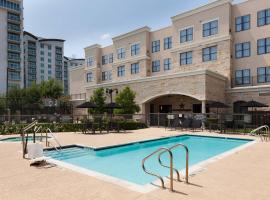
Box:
[0,136,50,142]
[44,135,252,185]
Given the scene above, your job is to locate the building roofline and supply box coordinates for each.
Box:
[112,26,151,41]
[39,39,65,42]
[171,0,232,22]
[84,44,101,50]
[23,31,38,40]
[69,59,85,61]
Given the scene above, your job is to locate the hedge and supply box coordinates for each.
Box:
[0,121,147,135]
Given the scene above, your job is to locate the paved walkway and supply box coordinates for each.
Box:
[0,128,269,200]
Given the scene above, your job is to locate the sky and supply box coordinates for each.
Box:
[23,0,244,58]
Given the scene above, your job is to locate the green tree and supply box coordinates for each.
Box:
[0,96,6,114]
[115,87,140,114]
[22,84,43,113]
[40,79,63,99]
[89,88,106,114]
[6,87,24,113]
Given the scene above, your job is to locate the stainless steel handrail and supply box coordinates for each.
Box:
[159,143,189,183]
[46,128,62,151]
[142,148,174,191]
[250,125,270,142]
[22,120,38,158]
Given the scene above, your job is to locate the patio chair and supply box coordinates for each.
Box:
[180,118,192,130]
[191,119,203,132]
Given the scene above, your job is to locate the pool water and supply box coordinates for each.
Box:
[44,135,252,185]
[0,136,49,142]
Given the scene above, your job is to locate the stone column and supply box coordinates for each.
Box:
[201,100,206,129]
[201,100,206,114]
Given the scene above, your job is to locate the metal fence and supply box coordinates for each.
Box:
[1,112,270,129]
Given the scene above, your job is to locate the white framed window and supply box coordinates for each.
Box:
[87,57,94,67]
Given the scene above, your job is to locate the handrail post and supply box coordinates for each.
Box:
[169,151,174,192]
[185,147,189,184]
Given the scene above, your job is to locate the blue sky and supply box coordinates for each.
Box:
[24,0,244,58]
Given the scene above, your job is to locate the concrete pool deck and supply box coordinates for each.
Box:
[0,128,270,200]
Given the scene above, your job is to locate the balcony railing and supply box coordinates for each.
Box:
[7,23,20,32]
[7,33,20,42]
[8,43,20,52]
[232,75,270,87]
[7,13,20,22]
[70,93,86,101]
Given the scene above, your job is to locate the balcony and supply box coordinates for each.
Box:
[8,53,20,62]
[7,13,21,23]
[8,43,20,52]
[70,93,86,101]
[7,23,20,33]
[8,61,20,71]
[232,75,270,88]
[7,33,20,43]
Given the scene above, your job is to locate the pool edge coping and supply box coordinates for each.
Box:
[43,134,258,193]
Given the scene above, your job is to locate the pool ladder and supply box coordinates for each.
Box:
[142,143,189,192]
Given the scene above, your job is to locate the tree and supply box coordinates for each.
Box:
[22,84,43,113]
[115,87,140,114]
[6,87,24,113]
[40,79,63,99]
[0,96,6,114]
[89,88,106,114]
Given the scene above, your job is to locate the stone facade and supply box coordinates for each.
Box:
[69,0,270,115]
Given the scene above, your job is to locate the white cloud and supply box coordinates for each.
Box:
[100,33,111,40]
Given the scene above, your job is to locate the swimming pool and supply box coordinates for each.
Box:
[0,136,50,142]
[44,135,253,186]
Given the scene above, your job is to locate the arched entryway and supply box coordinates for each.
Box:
[142,93,207,126]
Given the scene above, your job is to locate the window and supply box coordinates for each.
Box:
[152,60,160,72]
[40,57,44,62]
[117,48,125,59]
[40,69,44,74]
[87,57,94,67]
[235,15,250,32]
[235,42,250,58]
[202,46,217,62]
[131,63,139,74]
[164,58,172,71]
[257,38,270,55]
[102,71,112,81]
[102,55,108,65]
[117,66,125,77]
[164,37,172,50]
[40,51,44,55]
[235,69,250,85]
[86,72,93,82]
[180,27,193,43]
[257,67,270,83]
[48,45,52,50]
[152,40,160,53]
[180,51,192,65]
[40,44,44,48]
[48,64,51,69]
[48,52,51,57]
[48,58,51,63]
[108,53,113,63]
[203,20,218,37]
[131,43,140,56]
[257,8,270,27]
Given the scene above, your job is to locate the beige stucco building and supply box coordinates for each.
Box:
[70,0,270,116]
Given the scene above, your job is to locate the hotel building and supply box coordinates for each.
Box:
[70,0,270,116]
[23,31,68,94]
[0,0,23,94]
